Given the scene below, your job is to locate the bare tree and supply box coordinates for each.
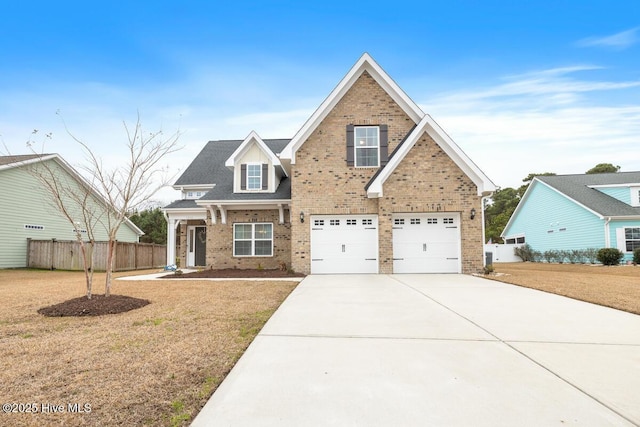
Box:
[19,132,103,298]
[64,114,181,296]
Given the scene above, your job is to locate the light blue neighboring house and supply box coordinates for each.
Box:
[502,172,640,262]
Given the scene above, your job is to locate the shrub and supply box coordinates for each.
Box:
[596,248,624,266]
[543,249,563,263]
[557,250,570,264]
[584,248,599,264]
[514,244,535,262]
[532,250,543,262]
[633,248,640,265]
[483,264,495,275]
[568,249,583,264]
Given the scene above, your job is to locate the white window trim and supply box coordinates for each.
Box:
[623,226,640,252]
[246,163,262,191]
[631,187,640,207]
[354,126,380,168]
[233,222,274,257]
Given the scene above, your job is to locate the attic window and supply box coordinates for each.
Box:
[247,164,261,190]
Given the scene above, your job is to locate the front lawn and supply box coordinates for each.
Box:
[0,269,297,426]
[490,262,640,315]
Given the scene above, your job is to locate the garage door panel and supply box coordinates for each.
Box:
[310,215,378,274]
[392,213,461,274]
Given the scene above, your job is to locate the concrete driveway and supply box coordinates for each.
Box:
[191,274,640,426]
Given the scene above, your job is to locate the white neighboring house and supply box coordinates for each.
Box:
[0,154,143,268]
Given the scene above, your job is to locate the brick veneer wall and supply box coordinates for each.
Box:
[290,71,416,274]
[290,70,484,274]
[205,209,291,270]
[378,133,484,274]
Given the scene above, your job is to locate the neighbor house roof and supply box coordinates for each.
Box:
[171,138,291,201]
[536,172,640,217]
[0,154,56,169]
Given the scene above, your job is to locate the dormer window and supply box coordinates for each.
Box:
[247,164,262,190]
[240,163,268,191]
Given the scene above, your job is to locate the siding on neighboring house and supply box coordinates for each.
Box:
[0,159,139,268]
[596,187,631,205]
[504,181,605,252]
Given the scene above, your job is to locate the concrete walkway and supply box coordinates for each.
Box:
[191,274,640,426]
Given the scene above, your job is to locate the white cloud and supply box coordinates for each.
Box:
[420,67,640,189]
[577,27,640,50]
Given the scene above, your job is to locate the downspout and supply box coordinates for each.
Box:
[604,217,611,247]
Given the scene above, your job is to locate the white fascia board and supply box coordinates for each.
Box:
[172,184,216,190]
[367,115,496,198]
[195,199,291,207]
[605,215,640,220]
[224,130,283,172]
[280,53,424,164]
[589,183,640,188]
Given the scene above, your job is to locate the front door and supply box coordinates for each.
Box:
[187,226,207,267]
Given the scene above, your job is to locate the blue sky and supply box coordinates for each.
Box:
[1,1,639,203]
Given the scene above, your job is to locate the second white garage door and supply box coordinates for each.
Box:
[392,213,461,273]
[310,215,378,274]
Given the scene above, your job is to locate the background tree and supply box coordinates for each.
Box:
[129,207,167,244]
[585,163,621,174]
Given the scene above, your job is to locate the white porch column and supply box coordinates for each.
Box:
[167,217,177,266]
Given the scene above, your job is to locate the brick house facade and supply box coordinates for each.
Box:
[164,54,495,274]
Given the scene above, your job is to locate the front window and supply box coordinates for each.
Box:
[234,223,273,256]
[354,126,379,167]
[247,164,261,190]
[625,227,640,252]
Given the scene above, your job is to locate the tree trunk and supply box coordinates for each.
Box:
[79,241,92,299]
[105,239,116,297]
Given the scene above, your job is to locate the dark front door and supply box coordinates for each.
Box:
[195,226,206,266]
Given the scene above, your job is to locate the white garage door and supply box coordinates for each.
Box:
[310,215,378,274]
[392,213,461,273]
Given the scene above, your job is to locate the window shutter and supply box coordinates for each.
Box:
[262,164,268,190]
[240,164,247,190]
[379,124,389,165]
[616,228,627,252]
[346,124,354,166]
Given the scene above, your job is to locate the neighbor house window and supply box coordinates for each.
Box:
[354,126,380,167]
[625,227,640,251]
[233,223,273,256]
[247,164,262,190]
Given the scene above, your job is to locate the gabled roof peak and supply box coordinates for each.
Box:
[280,53,425,164]
[224,130,283,171]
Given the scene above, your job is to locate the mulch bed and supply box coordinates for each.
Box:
[38,294,151,317]
[162,268,306,279]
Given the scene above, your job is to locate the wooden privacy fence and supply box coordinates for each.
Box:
[27,239,167,271]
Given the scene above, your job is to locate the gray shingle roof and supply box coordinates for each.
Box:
[163,199,200,209]
[167,139,291,206]
[537,172,640,217]
[0,154,51,167]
